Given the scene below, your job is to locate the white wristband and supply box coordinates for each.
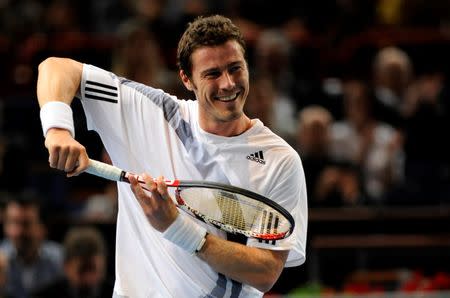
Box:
[40,101,75,138]
[163,214,207,255]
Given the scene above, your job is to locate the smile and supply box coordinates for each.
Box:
[215,92,239,102]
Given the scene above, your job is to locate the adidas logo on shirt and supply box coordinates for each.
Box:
[246,151,266,165]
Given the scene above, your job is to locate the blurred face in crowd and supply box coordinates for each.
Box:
[298,120,330,155]
[344,81,371,128]
[180,40,250,131]
[3,202,43,261]
[65,254,106,297]
[296,106,333,156]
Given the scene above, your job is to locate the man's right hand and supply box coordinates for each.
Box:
[45,128,89,177]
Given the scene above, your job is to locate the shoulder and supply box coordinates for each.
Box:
[251,124,304,182]
[256,123,303,169]
[255,124,300,162]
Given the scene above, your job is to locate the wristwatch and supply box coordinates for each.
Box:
[195,232,208,254]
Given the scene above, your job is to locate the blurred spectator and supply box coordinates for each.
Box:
[330,80,403,203]
[250,28,298,142]
[112,18,175,90]
[296,106,333,198]
[90,0,134,34]
[296,106,362,207]
[81,183,118,223]
[32,226,113,298]
[80,149,118,222]
[253,28,295,95]
[0,0,43,39]
[0,250,11,298]
[313,164,362,207]
[372,46,413,129]
[245,76,297,143]
[42,0,82,33]
[130,0,180,65]
[163,0,214,25]
[0,191,63,298]
[392,70,450,204]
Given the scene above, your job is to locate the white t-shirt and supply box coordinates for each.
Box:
[79,64,308,298]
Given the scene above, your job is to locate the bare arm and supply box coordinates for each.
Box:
[37,57,89,176]
[37,57,83,107]
[198,234,288,293]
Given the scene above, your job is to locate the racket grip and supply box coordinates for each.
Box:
[85,159,180,187]
[85,159,125,182]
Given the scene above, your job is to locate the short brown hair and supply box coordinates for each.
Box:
[64,226,106,261]
[177,15,246,78]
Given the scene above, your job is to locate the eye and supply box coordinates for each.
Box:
[204,71,221,79]
[229,65,242,74]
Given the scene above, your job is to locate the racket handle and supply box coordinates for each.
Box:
[85,159,125,182]
[85,159,180,187]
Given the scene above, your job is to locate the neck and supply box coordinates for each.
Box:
[200,116,253,137]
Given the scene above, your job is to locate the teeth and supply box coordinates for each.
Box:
[217,93,238,102]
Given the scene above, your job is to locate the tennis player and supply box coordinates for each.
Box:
[37,15,307,297]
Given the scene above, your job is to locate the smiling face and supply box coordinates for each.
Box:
[180,40,250,135]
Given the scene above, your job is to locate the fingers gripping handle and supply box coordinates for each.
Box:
[85,159,124,182]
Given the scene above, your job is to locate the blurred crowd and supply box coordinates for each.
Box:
[0,191,113,298]
[1,0,450,297]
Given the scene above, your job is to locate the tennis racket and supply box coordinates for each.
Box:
[85,159,294,240]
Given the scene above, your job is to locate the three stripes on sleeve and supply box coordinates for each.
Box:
[85,80,118,103]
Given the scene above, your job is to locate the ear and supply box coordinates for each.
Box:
[179,70,193,91]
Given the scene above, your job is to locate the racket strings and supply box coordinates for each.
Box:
[179,187,290,238]
[216,191,251,230]
[215,191,283,235]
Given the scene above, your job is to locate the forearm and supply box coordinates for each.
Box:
[197,233,288,293]
[37,57,83,107]
[37,57,89,175]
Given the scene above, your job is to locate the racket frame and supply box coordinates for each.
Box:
[88,159,295,240]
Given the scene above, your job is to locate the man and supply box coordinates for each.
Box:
[32,226,113,298]
[37,15,307,297]
[0,192,63,298]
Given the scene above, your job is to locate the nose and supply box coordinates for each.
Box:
[218,71,235,90]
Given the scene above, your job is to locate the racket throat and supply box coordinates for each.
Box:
[120,171,128,182]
